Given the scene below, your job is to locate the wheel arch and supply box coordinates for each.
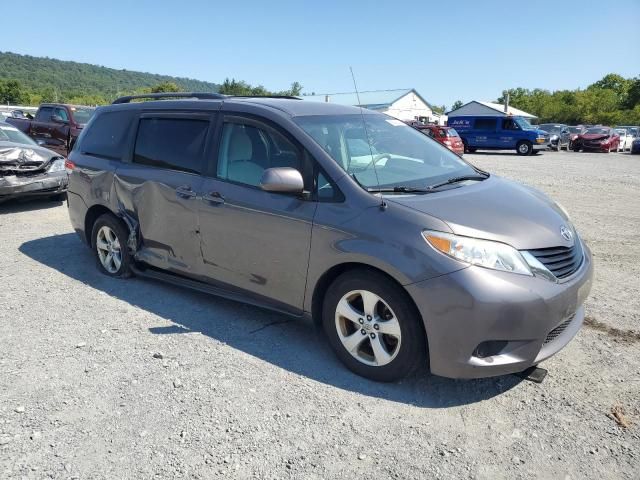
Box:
[310,262,425,333]
[84,205,120,245]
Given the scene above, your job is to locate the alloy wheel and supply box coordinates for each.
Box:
[334,290,402,367]
[96,225,122,274]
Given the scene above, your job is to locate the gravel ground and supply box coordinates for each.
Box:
[1,150,639,479]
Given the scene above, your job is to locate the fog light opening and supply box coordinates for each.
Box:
[473,340,509,359]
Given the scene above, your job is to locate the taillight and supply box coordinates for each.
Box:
[65,159,75,173]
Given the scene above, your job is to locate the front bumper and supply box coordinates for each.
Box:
[406,242,594,379]
[0,170,68,202]
[533,143,548,151]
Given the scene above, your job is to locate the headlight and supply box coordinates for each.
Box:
[47,158,66,172]
[422,230,532,276]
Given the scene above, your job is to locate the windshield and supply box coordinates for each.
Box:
[539,124,562,133]
[585,127,609,135]
[568,127,583,134]
[515,117,533,129]
[0,124,37,145]
[71,107,95,124]
[295,114,477,190]
[615,129,627,136]
[446,128,459,137]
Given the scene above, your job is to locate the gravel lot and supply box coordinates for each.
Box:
[1,150,639,479]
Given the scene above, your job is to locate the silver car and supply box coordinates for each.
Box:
[0,122,68,202]
[67,93,593,382]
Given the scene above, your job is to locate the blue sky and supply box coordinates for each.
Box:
[2,0,639,107]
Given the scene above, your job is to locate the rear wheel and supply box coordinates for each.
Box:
[91,213,133,278]
[322,270,426,382]
[516,141,533,156]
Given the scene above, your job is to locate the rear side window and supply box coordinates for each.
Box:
[474,118,497,131]
[134,117,209,174]
[35,107,53,122]
[80,111,135,160]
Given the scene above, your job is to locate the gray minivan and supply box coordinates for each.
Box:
[67,93,593,382]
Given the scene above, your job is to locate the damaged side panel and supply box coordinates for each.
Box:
[112,163,204,278]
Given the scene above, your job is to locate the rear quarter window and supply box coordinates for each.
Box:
[79,110,135,160]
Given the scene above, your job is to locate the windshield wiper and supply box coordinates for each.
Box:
[426,173,489,191]
[366,186,433,194]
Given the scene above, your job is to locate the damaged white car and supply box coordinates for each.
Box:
[0,122,68,203]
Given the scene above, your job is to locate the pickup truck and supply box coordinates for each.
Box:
[6,103,95,156]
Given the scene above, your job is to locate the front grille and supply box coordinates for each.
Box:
[527,241,583,279]
[544,315,574,344]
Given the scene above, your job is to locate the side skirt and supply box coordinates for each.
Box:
[129,263,312,323]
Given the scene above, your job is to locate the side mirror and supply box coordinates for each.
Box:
[51,115,66,124]
[260,167,304,194]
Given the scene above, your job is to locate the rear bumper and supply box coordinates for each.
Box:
[0,171,68,201]
[406,242,594,379]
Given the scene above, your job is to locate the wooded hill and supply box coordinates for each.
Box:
[0,51,220,105]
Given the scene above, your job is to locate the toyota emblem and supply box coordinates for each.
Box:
[560,226,573,242]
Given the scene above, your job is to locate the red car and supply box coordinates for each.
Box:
[573,126,620,153]
[411,124,464,155]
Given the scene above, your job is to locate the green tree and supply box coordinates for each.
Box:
[0,79,24,104]
[624,77,640,109]
[450,100,463,111]
[150,82,181,93]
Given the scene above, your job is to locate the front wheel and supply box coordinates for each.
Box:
[91,213,133,278]
[322,270,427,382]
[516,141,533,156]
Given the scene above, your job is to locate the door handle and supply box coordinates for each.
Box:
[175,185,197,199]
[202,191,225,205]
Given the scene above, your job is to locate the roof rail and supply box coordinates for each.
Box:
[233,95,302,100]
[112,92,226,104]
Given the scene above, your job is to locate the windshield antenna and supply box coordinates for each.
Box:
[350,66,386,210]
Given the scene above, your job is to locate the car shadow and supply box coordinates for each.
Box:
[19,233,525,408]
[0,196,65,214]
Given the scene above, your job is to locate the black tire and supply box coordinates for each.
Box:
[467,147,477,153]
[322,269,427,382]
[91,213,133,278]
[516,141,533,156]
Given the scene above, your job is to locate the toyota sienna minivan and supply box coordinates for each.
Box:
[66,92,593,382]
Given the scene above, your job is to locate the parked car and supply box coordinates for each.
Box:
[538,123,571,151]
[572,127,620,153]
[631,137,640,154]
[6,103,95,156]
[411,124,464,155]
[567,126,586,150]
[0,122,68,203]
[614,128,634,151]
[448,115,549,155]
[67,92,593,382]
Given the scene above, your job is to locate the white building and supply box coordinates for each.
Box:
[302,89,443,124]
[446,101,537,120]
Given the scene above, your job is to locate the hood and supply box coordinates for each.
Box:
[0,142,61,174]
[386,176,573,250]
[579,133,609,140]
